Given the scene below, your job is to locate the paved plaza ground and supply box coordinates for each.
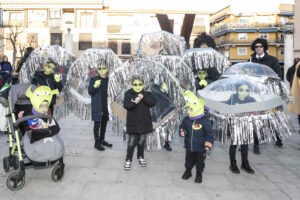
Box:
[1,113,300,200]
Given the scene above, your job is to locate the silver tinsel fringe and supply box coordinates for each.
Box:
[181,48,230,74]
[18,45,75,86]
[264,78,294,104]
[137,31,186,58]
[66,48,123,120]
[211,106,294,145]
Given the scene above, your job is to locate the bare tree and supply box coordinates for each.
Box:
[0,24,23,67]
[19,43,26,58]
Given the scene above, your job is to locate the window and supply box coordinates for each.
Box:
[27,33,38,48]
[80,12,93,28]
[121,42,131,55]
[108,41,118,54]
[49,9,61,19]
[79,33,92,50]
[280,48,284,56]
[9,12,23,25]
[50,33,62,46]
[259,33,268,39]
[238,33,248,40]
[238,17,248,25]
[237,48,247,56]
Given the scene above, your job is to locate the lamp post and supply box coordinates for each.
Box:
[65,21,73,53]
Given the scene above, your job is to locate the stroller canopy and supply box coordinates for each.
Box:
[137,31,186,58]
[18,45,75,87]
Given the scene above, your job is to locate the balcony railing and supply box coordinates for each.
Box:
[216,39,284,46]
[211,22,294,34]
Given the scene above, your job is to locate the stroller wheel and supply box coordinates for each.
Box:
[7,172,25,190]
[3,157,10,172]
[51,164,64,182]
[12,156,19,170]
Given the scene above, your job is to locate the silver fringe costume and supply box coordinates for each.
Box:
[136,31,186,58]
[223,62,294,103]
[198,75,294,145]
[181,48,230,74]
[18,45,76,120]
[66,48,123,121]
[108,58,185,149]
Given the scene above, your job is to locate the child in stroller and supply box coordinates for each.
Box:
[3,84,65,190]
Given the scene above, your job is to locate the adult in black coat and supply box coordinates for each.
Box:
[249,38,282,79]
[88,65,112,151]
[16,47,34,73]
[123,77,156,170]
[31,61,63,114]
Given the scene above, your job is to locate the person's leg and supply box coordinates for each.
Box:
[137,134,147,166]
[125,134,138,162]
[194,152,205,183]
[163,131,172,151]
[100,116,112,147]
[93,121,104,151]
[253,131,260,154]
[274,130,283,147]
[182,150,194,180]
[241,144,254,174]
[229,144,240,174]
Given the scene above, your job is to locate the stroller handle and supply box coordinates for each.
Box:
[14,114,53,128]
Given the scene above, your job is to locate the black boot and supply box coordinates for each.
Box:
[182,170,192,180]
[253,144,260,155]
[195,172,202,183]
[229,160,240,174]
[275,140,283,147]
[94,140,105,151]
[101,140,113,148]
[163,142,172,151]
[241,160,255,174]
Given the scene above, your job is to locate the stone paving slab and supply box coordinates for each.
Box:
[0,113,300,200]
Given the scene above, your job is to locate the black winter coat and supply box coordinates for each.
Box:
[286,64,300,87]
[179,115,214,152]
[124,89,156,134]
[31,71,63,105]
[250,53,282,79]
[88,76,109,121]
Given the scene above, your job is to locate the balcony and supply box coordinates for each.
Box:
[216,39,285,47]
[211,22,294,36]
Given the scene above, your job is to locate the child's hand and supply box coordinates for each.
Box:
[135,96,141,104]
[54,74,62,82]
[180,129,185,137]
[205,147,210,152]
[138,93,144,99]
[18,111,24,119]
[94,80,101,88]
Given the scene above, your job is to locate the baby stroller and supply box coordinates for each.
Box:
[2,84,65,190]
[0,80,13,134]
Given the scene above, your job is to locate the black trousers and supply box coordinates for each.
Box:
[93,109,109,141]
[125,134,146,162]
[253,130,282,146]
[229,144,248,163]
[185,150,206,174]
[298,115,300,125]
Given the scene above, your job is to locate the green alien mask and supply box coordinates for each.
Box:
[97,65,108,77]
[26,86,59,113]
[238,84,250,101]
[44,63,56,75]
[132,79,144,93]
[182,90,205,117]
[197,70,207,80]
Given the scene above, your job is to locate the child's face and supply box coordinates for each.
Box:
[238,84,249,101]
[197,70,207,80]
[39,101,49,114]
[97,65,108,77]
[44,63,56,75]
[132,79,144,93]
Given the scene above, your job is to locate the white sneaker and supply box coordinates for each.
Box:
[124,161,132,170]
[137,158,146,167]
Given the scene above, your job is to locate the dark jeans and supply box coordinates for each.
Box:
[125,134,146,162]
[229,144,248,162]
[185,151,206,174]
[93,109,109,142]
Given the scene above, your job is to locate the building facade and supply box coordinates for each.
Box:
[294,0,300,58]
[0,0,211,67]
[210,4,294,65]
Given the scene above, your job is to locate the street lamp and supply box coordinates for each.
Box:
[65,20,73,35]
[65,21,73,53]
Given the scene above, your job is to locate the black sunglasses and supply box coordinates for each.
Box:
[133,83,143,86]
[255,45,263,48]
